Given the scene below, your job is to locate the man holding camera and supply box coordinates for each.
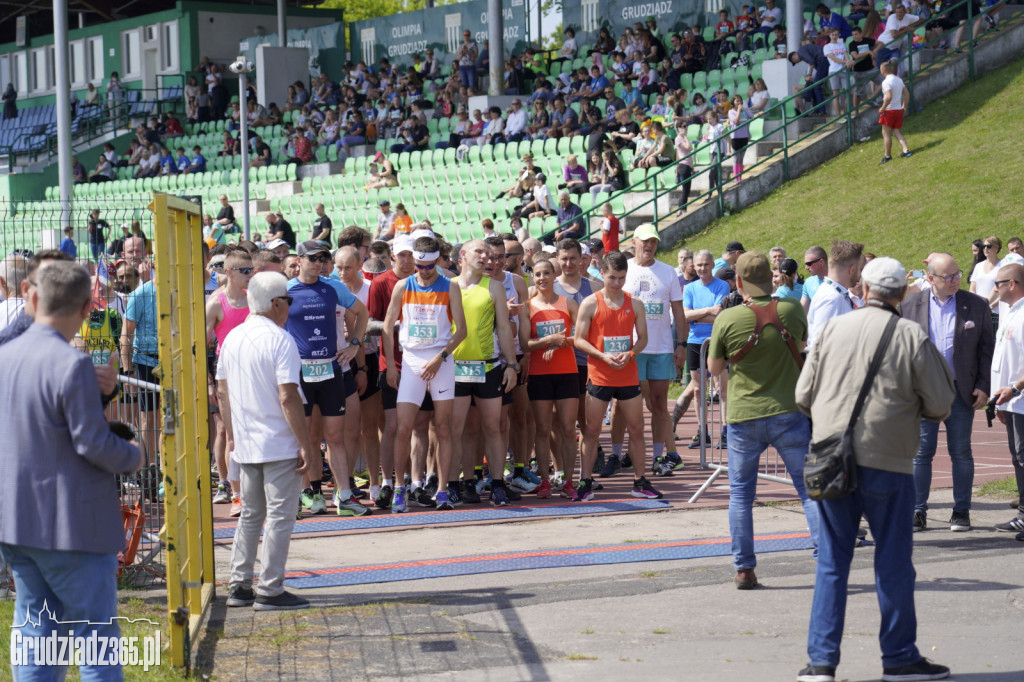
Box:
[795,257,954,682]
[900,253,993,533]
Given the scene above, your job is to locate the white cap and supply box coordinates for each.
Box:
[580,244,591,256]
[265,238,289,251]
[860,257,907,290]
[410,228,435,241]
[541,244,557,254]
[392,236,415,254]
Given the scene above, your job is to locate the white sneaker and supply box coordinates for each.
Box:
[509,474,539,493]
[308,494,327,515]
[369,484,381,503]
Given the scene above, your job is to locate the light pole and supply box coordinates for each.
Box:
[230,56,255,240]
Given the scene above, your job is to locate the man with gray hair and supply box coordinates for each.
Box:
[0,252,28,330]
[216,271,315,610]
[552,191,585,243]
[0,260,142,678]
[795,257,954,682]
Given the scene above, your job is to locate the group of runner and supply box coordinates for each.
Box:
[208,221,697,515]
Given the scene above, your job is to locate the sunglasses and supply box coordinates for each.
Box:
[983,243,994,249]
[995,279,1016,288]
[275,295,294,306]
[415,263,436,270]
[304,254,330,263]
[804,258,822,267]
[229,267,254,275]
[505,252,524,258]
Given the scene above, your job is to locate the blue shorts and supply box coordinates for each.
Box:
[635,352,676,382]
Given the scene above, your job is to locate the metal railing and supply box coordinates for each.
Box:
[539,0,1009,244]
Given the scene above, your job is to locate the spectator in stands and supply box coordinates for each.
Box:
[562,155,590,195]
[876,4,924,66]
[88,153,114,183]
[391,117,430,153]
[589,150,617,199]
[375,200,396,241]
[72,156,87,184]
[249,134,272,168]
[184,77,200,122]
[526,100,551,139]
[476,106,505,146]
[105,71,123,113]
[338,111,368,154]
[636,121,675,180]
[283,133,313,166]
[265,213,296,249]
[216,195,237,234]
[57,227,77,259]
[174,147,190,174]
[218,131,239,157]
[157,145,175,176]
[310,204,333,244]
[818,3,853,40]
[133,148,157,179]
[549,98,579,139]
[754,0,784,38]
[594,26,616,54]
[552,191,585,242]
[365,152,398,190]
[188,145,207,174]
[457,30,479,93]
[680,29,707,74]
[501,99,528,143]
[517,173,554,219]
[3,83,16,120]
[0,254,27,330]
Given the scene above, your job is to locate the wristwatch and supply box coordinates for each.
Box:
[441,350,449,360]
[356,365,367,373]
[510,362,520,372]
[349,338,360,347]
[1012,385,1021,397]
[676,342,686,347]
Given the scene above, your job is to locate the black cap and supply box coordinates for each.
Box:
[726,241,745,253]
[779,257,799,277]
[587,238,604,252]
[715,267,736,281]
[296,240,330,258]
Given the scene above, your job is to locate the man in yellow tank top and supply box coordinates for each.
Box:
[452,239,519,507]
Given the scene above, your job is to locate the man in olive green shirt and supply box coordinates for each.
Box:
[708,251,820,590]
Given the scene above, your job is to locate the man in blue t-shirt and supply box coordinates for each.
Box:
[174,147,190,173]
[285,241,369,518]
[800,245,829,312]
[188,145,206,174]
[678,249,731,448]
[121,278,160,459]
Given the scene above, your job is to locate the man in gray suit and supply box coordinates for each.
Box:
[900,253,994,533]
[0,261,142,680]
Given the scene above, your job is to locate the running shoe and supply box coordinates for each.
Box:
[391,487,408,513]
[509,474,540,493]
[536,479,552,499]
[593,446,606,475]
[350,478,367,499]
[621,452,633,469]
[375,485,394,510]
[296,499,303,520]
[651,457,672,477]
[435,491,454,511]
[425,474,439,497]
[549,473,565,489]
[412,487,435,508]
[688,433,711,449]
[446,482,463,506]
[599,455,621,478]
[475,473,493,496]
[631,476,663,499]
[308,493,327,515]
[881,658,950,681]
[506,487,522,501]
[573,479,595,502]
[226,585,256,608]
[229,494,243,517]
[253,591,311,611]
[560,480,577,499]
[994,516,1024,532]
[462,480,482,503]
[213,482,231,504]
[336,496,371,517]
[529,458,539,474]
[522,468,543,486]
[797,665,835,681]
[300,489,317,509]
[490,482,510,507]
[663,453,685,472]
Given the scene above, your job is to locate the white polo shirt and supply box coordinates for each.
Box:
[216,314,303,463]
[993,298,1024,415]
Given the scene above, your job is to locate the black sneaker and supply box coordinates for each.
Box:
[447,482,463,506]
[226,585,255,607]
[506,486,522,501]
[490,482,510,507]
[599,455,621,478]
[592,447,606,475]
[994,516,1024,532]
[462,481,482,503]
[621,452,633,469]
[880,155,893,165]
[913,511,927,532]
[631,476,663,499]
[412,487,435,508]
[900,150,913,158]
[688,434,711,450]
[425,474,439,497]
[253,591,311,611]
[796,664,836,682]
[716,435,728,450]
[881,658,950,681]
[375,485,394,509]
[350,478,367,499]
[949,511,970,532]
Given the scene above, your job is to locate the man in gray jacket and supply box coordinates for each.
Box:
[0,261,142,679]
[795,257,954,682]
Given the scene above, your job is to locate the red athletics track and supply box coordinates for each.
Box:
[210,405,1016,539]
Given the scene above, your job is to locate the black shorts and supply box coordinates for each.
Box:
[378,368,434,411]
[455,364,504,400]
[687,342,709,374]
[134,363,160,412]
[586,383,642,402]
[730,137,749,152]
[359,353,380,402]
[301,368,350,418]
[576,364,589,395]
[654,155,673,166]
[527,372,580,402]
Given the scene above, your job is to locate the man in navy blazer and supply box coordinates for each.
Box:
[0,261,141,680]
[900,253,994,533]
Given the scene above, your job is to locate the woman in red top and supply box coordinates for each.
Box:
[574,251,661,502]
[526,258,580,498]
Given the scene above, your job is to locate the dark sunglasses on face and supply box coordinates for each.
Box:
[230,267,254,275]
[304,254,330,263]
[274,295,294,306]
[804,258,822,267]
[415,263,436,270]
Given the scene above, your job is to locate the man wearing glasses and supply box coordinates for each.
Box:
[900,254,994,533]
[286,241,369,518]
[206,249,255,516]
[217,271,315,611]
[800,245,829,312]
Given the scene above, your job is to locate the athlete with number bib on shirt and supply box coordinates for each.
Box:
[286,241,370,517]
[574,251,662,502]
[382,236,468,512]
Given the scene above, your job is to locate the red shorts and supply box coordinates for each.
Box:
[879,109,904,129]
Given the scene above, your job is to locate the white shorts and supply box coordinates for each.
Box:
[397,348,456,405]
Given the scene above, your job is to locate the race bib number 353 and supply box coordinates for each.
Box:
[408,323,438,340]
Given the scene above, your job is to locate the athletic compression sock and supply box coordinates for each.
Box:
[611,443,624,458]
[653,443,664,461]
[310,480,322,495]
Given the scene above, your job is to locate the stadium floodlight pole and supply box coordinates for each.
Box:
[277,0,287,47]
[786,3,801,63]
[54,0,73,230]
[488,0,502,96]
[232,57,256,240]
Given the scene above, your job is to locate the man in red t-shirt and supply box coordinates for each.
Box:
[366,235,416,508]
[599,202,623,253]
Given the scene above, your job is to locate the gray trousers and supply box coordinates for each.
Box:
[229,458,302,597]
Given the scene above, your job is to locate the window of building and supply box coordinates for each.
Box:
[161,21,179,72]
[87,37,103,83]
[122,30,141,80]
[70,41,86,87]
[31,47,47,93]
[13,52,28,95]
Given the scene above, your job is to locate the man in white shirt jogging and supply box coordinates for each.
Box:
[878,60,912,165]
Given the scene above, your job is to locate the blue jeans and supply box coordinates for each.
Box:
[0,544,121,681]
[914,389,974,515]
[807,466,921,669]
[459,65,477,90]
[90,242,104,261]
[727,411,820,570]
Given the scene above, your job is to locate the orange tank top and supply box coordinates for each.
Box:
[528,295,577,376]
[586,291,638,387]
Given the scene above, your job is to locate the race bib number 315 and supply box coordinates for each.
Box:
[455,360,486,383]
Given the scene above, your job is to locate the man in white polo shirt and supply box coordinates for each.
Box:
[217,272,315,611]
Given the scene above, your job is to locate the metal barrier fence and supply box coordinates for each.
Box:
[688,338,793,504]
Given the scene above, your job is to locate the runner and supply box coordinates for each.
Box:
[526,258,580,499]
[451,239,520,507]
[574,251,660,501]
[381,235,468,512]
[205,248,253,517]
[286,241,370,517]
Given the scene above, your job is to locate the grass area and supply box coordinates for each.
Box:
[658,57,1024,267]
[0,596,186,681]
[977,475,1019,497]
